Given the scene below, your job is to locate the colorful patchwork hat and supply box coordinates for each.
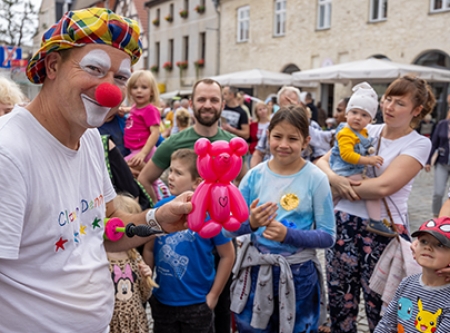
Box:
[411,217,450,248]
[27,7,142,84]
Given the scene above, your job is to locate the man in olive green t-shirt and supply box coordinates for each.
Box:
[151,126,234,172]
[138,78,246,202]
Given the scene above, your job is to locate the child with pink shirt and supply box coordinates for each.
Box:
[124,70,169,201]
[124,70,161,168]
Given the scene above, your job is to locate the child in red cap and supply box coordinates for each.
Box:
[374,217,450,332]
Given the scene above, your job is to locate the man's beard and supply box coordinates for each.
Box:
[193,106,221,127]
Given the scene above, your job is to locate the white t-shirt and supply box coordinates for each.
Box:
[336,124,431,227]
[257,122,269,140]
[0,107,116,332]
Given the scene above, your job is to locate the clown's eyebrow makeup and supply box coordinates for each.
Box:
[115,58,131,81]
[79,49,111,77]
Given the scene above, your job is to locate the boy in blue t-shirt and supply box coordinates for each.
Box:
[143,149,235,333]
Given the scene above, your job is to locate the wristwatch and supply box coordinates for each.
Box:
[145,208,163,232]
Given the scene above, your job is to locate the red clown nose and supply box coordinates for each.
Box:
[95,83,122,108]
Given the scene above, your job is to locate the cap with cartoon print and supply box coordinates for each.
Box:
[411,217,450,248]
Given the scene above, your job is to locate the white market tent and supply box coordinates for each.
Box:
[159,89,192,100]
[292,58,450,85]
[210,69,295,87]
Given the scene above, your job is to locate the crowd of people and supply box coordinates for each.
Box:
[2,7,450,333]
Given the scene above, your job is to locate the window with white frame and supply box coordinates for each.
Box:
[237,6,250,42]
[370,0,387,21]
[431,0,450,12]
[317,0,331,30]
[274,0,286,36]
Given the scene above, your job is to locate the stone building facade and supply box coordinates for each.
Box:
[34,1,449,114]
[145,0,220,95]
[219,0,450,117]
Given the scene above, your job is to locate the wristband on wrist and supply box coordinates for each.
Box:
[146,208,163,232]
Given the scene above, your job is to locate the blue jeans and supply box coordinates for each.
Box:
[432,163,450,216]
[233,260,320,333]
[329,123,372,177]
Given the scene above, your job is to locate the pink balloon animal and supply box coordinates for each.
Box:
[188,137,249,238]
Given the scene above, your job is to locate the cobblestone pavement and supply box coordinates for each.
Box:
[317,168,441,333]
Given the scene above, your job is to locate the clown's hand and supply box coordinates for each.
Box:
[155,191,193,233]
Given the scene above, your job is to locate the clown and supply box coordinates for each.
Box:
[26,10,140,134]
[0,8,192,332]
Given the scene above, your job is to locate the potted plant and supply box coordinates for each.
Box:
[194,5,205,14]
[162,61,173,71]
[152,18,160,26]
[164,15,173,22]
[194,59,205,68]
[179,9,188,18]
[150,65,159,73]
[176,60,188,70]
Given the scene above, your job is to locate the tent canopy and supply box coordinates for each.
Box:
[159,89,192,100]
[292,58,450,85]
[209,69,294,87]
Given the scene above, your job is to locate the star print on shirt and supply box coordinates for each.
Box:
[92,217,102,229]
[80,225,87,235]
[74,232,80,244]
[55,237,68,252]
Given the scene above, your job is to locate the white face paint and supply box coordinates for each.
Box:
[78,50,131,127]
[81,94,111,127]
[79,49,113,126]
[116,58,131,86]
[79,49,111,78]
